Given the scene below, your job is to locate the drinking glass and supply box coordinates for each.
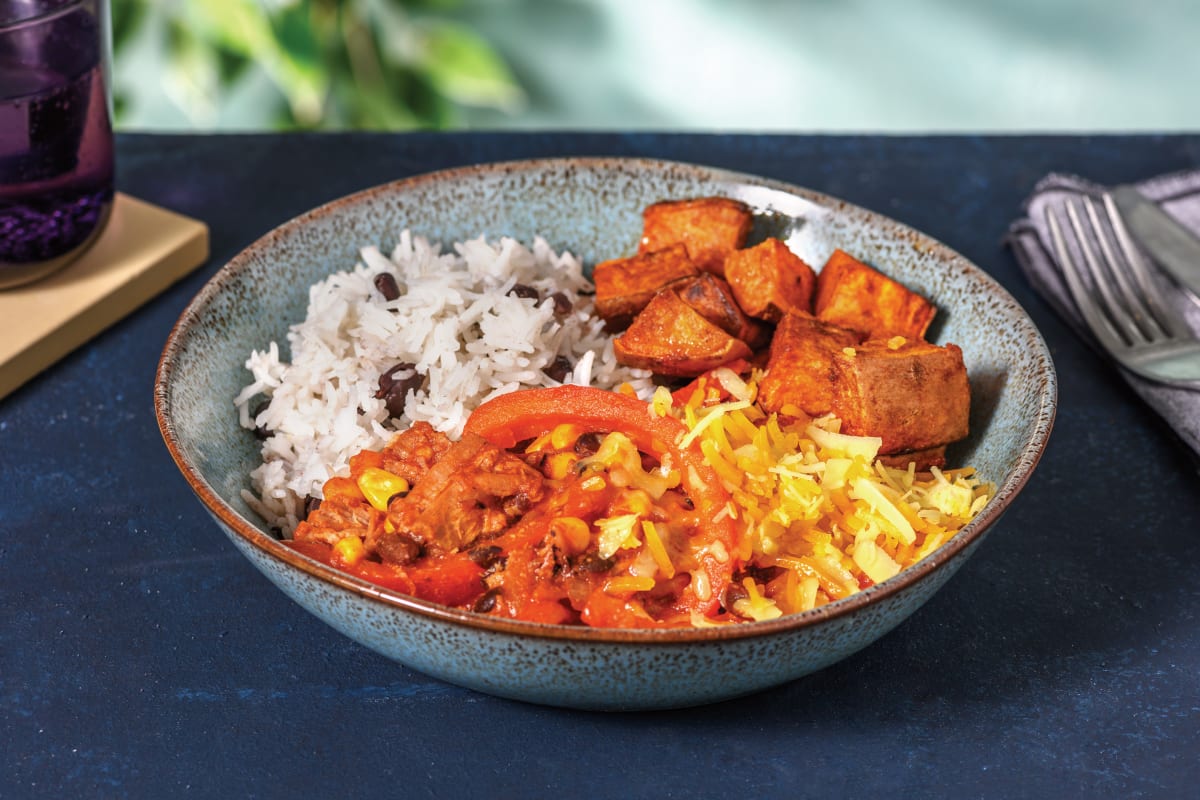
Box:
[0,0,114,288]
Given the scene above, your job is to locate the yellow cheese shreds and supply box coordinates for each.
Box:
[605,576,656,594]
[679,399,752,449]
[595,514,642,559]
[732,578,783,621]
[668,391,994,618]
[641,520,676,579]
[852,536,901,584]
[806,423,882,461]
[849,477,916,545]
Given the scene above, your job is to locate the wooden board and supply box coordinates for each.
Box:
[0,193,209,400]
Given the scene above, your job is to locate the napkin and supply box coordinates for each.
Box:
[1007,170,1200,459]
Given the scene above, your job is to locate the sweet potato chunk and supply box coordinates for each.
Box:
[593,244,700,329]
[759,320,969,453]
[724,238,817,322]
[832,339,970,454]
[678,274,772,350]
[757,314,863,418]
[614,289,753,377]
[814,250,936,340]
[639,197,752,276]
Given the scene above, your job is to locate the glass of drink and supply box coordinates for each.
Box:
[0,0,113,289]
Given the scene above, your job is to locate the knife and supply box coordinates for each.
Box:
[1110,185,1200,297]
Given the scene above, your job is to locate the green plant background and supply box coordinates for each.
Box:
[110,0,1200,133]
[110,0,524,130]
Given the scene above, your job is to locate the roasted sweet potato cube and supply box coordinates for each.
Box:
[814,250,936,340]
[831,339,970,454]
[639,197,753,276]
[614,289,753,377]
[757,314,863,418]
[593,244,700,329]
[678,274,772,350]
[724,238,817,322]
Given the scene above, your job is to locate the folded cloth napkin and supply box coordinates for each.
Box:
[1007,170,1200,459]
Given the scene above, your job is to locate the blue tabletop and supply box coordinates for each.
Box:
[3,133,1199,798]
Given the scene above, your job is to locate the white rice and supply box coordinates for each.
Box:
[234,232,654,533]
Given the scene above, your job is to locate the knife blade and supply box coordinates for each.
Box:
[1110,184,1200,297]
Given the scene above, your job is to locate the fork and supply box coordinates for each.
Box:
[1045,193,1200,388]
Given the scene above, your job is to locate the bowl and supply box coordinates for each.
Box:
[154,157,1056,711]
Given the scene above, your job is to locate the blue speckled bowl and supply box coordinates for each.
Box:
[154,158,1056,711]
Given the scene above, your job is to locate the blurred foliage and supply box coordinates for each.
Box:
[109,0,525,129]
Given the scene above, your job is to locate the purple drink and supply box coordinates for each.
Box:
[0,0,113,288]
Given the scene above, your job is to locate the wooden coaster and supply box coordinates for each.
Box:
[0,193,209,400]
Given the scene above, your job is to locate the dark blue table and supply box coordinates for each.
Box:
[4,133,1199,798]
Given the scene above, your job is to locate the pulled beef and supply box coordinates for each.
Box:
[379,421,451,486]
[375,432,545,557]
[293,500,373,547]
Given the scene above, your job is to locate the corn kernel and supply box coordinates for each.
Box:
[579,476,606,492]
[550,517,591,554]
[332,536,365,567]
[550,423,584,451]
[651,385,673,417]
[356,468,409,512]
[545,452,578,480]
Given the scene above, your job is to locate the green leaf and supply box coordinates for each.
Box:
[110,0,147,54]
[414,21,524,111]
[184,0,328,125]
[271,1,324,76]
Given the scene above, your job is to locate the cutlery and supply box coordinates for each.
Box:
[1110,185,1200,298]
[1045,194,1200,387]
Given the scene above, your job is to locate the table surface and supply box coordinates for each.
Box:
[3,132,1198,799]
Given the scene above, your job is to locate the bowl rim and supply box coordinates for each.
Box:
[154,155,1057,645]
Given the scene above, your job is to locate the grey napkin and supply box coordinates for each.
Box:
[1007,170,1200,458]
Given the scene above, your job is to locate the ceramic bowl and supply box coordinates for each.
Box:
[154,158,1056,711]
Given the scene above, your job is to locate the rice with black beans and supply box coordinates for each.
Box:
[234,232,654,532]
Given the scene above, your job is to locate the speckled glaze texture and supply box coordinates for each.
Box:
[155,158,1056,710]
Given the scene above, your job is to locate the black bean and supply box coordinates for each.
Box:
[724,581,750,609]
[251,399,271,440]
[373,273,401,301]
[302,495,322,520]
[573,552,614,574]
[504,492,534,516]
[574,432,602,457]
[549,291,572,316]
[375,363,422,417]
[377,532,423,565]
[468,545,504,569]
[543,355,573,383]
[509,283,539,300]
[472,588,502,613]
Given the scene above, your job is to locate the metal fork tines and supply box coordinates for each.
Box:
[1046,192,1200,387]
